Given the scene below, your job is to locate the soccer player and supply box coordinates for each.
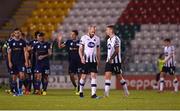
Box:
[7,28,28,96]
[57,30,81,95]
[34,32,52,95]
[79,26,101,98]
[20,32,32,94]
[28,31,40,94]
[153,53,165,89]
[104,25,129,97]
[159,38,178,92]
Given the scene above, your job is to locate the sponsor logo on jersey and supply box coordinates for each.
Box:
[88,42,95,48]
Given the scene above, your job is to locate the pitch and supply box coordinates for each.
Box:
[0,89,180,110]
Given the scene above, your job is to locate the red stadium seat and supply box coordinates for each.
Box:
[119,0,180,24]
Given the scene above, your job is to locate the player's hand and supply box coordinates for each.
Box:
[108,59,113,64]
[81,58,85,64]
[8,62,13,68]
[57,32,63,42]
[38,55,44,60]
[29,62,32,67]
[25,62,29,67]
[97,61,100,67]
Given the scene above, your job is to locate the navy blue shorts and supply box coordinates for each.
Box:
[69,61,82,74]
[26,67,32,75]
[9,64,25,75]
[34,62,50,75]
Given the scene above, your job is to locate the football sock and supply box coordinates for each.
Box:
[160,77,164,91]
[105,79,111,96]
[79,79,85,93]
[91,78,97,96]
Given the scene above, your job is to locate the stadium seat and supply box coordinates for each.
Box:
[22,0,75,40]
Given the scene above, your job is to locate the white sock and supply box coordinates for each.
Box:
[159,77,164,91]
[173,79,179,92]
[120,79,129,95]
[105,80,111,96]
[91,78,97,96]
[79,79,85,93]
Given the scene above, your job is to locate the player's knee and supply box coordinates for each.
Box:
[69,74,74,78]
[104,72,111,79]
[91,73,97,79]
[117,74,123,80]
[81,74,86,80]
[36,74,41,80]
[160,72,164,77]
[12,76,16,81]
[44,75,48,81]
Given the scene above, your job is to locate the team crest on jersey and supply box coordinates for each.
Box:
[88,42,95,48]
[44,45,47,48]
[13,43,16,46]
[70,42,73,46]
[108,44,111,49]
[38,45,40,48]
[19,43,22,46]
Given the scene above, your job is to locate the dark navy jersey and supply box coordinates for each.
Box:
[29,39,38,65]
[29,39,38,47]
[4,37,13,52]
[34,42,51,63]
[65,39,80,62]
[8,38,26,64]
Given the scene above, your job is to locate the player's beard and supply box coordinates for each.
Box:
[105,35,110,39]
[89,33,94,38]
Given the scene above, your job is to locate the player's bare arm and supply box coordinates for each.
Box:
[7,48,12,68]
[24,47,29,67]
[109,46,119,63]
[57,33,66,48]
[79,44,85,64]
[96,47,101,66]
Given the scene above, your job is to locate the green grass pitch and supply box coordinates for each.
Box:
[0,89,180,110]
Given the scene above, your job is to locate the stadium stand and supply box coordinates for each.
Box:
[0,0,179,75]
[21,0,75,39]
[0,0,38,39]
[56,0,130,40]
[117,0,180,73]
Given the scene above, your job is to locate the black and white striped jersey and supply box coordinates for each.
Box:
[106,35,121,64]
[80,34,100,63]
[164,45,176,67]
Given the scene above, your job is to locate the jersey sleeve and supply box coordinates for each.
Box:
[22,40,27,47]
[171,46,175,54]
[33,44,37,52]
[65,40,69,47]
[114,37,120,47]
[8,40,13,49]
[47,42,51,49]
[80,36,86,47]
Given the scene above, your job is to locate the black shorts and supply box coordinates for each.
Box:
[162,66,175,75]
[81,62,98,74]
[69,61,82,74]
[105,62,122,74]
[26,67,32,75]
